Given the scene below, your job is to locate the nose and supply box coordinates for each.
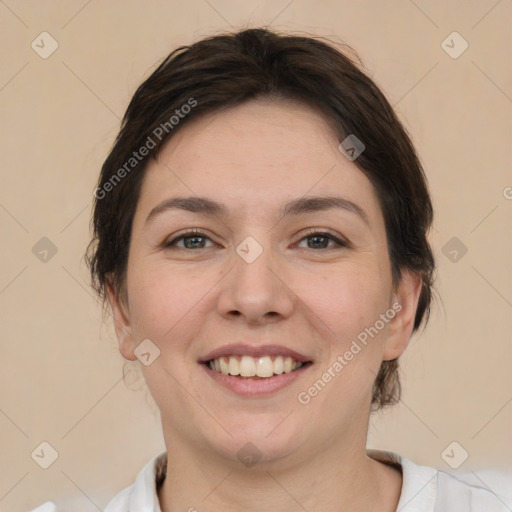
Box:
[216,239,295,325]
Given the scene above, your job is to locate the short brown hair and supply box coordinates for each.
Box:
[86,27,435,410]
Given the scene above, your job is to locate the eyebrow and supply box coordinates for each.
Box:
[144,195,370,227]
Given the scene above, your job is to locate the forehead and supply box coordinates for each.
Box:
[159,98,341,171]
[134,99,383,228]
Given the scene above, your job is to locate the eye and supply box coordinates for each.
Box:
[296,230,348,250]
[163,229,215,249]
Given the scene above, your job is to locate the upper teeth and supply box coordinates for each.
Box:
[208,355,304,378]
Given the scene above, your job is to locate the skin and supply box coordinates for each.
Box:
[107,98,422,512]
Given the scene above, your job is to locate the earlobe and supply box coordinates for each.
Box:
[105,277,137,361]
[382,271,423,361]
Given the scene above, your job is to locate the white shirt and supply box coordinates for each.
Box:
[103,450,511,512]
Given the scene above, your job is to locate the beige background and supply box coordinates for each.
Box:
[1,1,511,510]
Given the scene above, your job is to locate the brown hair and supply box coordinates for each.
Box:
[86,27,435,410]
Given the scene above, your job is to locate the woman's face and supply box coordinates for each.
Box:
[108,99,421,467]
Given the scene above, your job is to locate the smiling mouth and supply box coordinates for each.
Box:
[205,355,312,379]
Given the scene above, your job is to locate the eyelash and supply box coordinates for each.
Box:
[163,228,349,250]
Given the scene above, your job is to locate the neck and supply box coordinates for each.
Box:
[157,430,402,512]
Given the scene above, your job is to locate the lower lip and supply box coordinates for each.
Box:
[201,363,312,397]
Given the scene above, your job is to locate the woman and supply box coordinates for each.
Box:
[86,27,508,511]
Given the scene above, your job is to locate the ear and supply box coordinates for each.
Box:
[106,277,137,361]
[382,270,423,361]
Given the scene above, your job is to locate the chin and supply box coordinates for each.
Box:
[201,417,307,469]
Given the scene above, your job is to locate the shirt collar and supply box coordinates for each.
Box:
[129,451,167,512]
[130,449,438,512]
[367,449,438,511]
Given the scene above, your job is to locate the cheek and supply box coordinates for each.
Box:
[297,263,390,341]
[126,259,217,342]
[126,260,180,339]
[298,269,390,414]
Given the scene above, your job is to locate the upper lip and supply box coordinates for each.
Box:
[198,344,313,364]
